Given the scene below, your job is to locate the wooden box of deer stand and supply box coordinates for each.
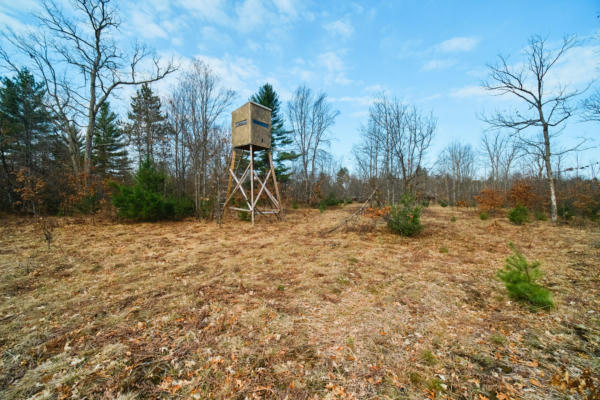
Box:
[231,101,271,150]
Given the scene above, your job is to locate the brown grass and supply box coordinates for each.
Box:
[1,205,599,399]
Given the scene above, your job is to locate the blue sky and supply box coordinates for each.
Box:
[2,0,599,172]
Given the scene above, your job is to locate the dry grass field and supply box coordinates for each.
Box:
[1,205,599,399]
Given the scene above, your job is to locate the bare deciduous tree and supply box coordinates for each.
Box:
[582,88,600,122]
[287,85,339,203]
[437,141,476,205]
[369,95,436,196]
[481,130,520,190]
[483,35,587,222]
[1,0,177,176]
[174,60,234,214]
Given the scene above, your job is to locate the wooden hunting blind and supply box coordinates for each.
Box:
[220,102,282,226]
[232,102,272,149]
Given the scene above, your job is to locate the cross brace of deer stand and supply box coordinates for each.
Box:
[220,144,282,225]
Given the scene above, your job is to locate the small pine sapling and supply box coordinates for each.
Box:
[387,193,423,236]
[508,203,529,225]
[497,243,553,311]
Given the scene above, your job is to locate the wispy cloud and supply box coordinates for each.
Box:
[324,19,354,38]
[436,36,480,53]
[423,58,457,71]
[272,0,299,17]
[449,85,488,98]
[331,96,373,106]
[318,51,352,85]
[130,10,168,39]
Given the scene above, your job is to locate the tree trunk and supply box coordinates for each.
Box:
[542,124,558,223]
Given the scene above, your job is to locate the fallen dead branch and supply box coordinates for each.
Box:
[321,188,378,236]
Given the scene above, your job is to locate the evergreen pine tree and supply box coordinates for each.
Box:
[250,83,297,181]
[0,69,55,211]
[126,83,168,165]
[92,102,129,179]
[0,69,52,173]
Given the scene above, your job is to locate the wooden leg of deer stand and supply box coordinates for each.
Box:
[249,145,254,226]
[268,151,283,218]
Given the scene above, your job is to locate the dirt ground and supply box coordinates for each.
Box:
[1,205,599,399]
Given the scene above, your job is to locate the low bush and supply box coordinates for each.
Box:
[319,202,326,213]
[508,203,529,225]
[558,200,575,221]
[110,159,194,221]
[534,209,547,221]
[475,187,504,213]
[450,216,456,222]
[439,200,448,207]
[317,192,343,212]
[480,212,488,220]
[387,193,423,237]
[497,243,553,311]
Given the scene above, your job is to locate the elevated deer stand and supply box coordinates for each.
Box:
[220,101,282,225]
[221,145,282,225]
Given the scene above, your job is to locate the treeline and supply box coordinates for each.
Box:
[1,62,599,223]
[1,0,598,223]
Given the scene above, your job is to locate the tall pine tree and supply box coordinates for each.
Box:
[126,83,168,166]
[92,102,129,179]
[250,83,297,181]
[0,69,52,173]
[0,69,55,210]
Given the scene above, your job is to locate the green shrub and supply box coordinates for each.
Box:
[497,243,553,311]
[110,159,193,221]
[75,193,101,214]
[316,193,342,212]
[387,193,423,237]
[558,200,575,220]
[508,203,529,225]
[450,216,456,222]
[291,200,299,209]
[439,246,448,254]
[172,196,195,219]
[439,200,448,207]
[420,350,437,366]
[319,202,326,213]
[534,209,547,221]
[238,211,251,221]
[479,211,489,220]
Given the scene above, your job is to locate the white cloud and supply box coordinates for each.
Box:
[547,45,600,89]
[235,0,268,32]
[423,58,457,71]
[332,96,373,106]
[324,19,354,38]
[272,0,298,17]
[318,51,352,85]
[175,0,231,26]
[199,26,232,50]
[131,10,168,39]
[436,36,480,53]
[194,53,263,99]
[364,84,386,94]
[449,85,488,98]
[0,11,30,33]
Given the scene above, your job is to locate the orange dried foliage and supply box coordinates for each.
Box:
[58,172,104,215]
[456,200,468,208]
[475,188,504,213]
[364,206,391,218]
[14,168,46,214]
[566,181,600,218]
[508,181,539,208]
